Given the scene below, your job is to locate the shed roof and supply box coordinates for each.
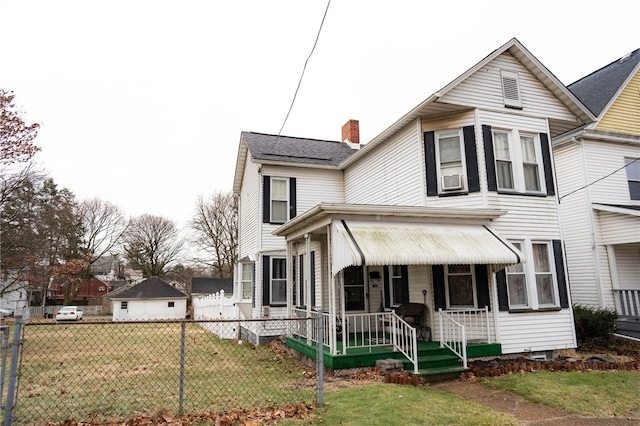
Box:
[110,276,187,300]
[568,48,640,117]
[191,277,233,295]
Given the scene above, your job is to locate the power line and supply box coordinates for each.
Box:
[559,156,640,203]
[269,0,332,151]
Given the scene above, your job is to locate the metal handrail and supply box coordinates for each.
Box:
[439,308,468,368]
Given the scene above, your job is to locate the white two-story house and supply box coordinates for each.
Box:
[554,48,640,338]
[232,38,594,373]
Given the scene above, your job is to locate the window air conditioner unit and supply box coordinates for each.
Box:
[442,174,463,191]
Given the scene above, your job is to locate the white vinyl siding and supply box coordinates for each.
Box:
[442,52,576,125]
[238,158,260,259]
[497,309,576,354]
[344,123,424,205]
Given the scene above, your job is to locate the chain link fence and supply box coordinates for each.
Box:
[3,316,319,425]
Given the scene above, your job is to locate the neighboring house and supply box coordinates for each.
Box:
[231,38,594,372]
[49,277,111,302]
[191,277,233,296]
[109,276,188,321]
[553,48,640,338]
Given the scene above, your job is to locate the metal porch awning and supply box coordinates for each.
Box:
[331,220,521,275]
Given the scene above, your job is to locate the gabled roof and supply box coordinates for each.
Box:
[340,38,595,168]
[191,277,233,295]
[233,132,357,193]
[568,48,640,117]
[110,276,187,300]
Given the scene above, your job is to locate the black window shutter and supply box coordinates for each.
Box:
[424,132,438,196]
[401,265,409,304]
[310,251,316,307]
[289,177,297,219]
[539,133,555,196]
[553,240,570,308]
[432,265,446,311]
[475,264,491,311]
[496,269,509,311]
[383,266,390,308]
[482,125,497,192]
[299,254,304,307]
[262,175,271,223]
[262,255,270,306]
[463,126,480,193]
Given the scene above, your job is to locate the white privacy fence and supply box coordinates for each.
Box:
[192,291,241,339]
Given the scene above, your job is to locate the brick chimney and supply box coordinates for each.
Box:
[341,119,360,144]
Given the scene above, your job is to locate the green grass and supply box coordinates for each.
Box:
[487,370,640,418]
[14,321,316,425]
[278,383,518,426]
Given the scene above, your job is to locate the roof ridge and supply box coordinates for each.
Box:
[244,131,342,144]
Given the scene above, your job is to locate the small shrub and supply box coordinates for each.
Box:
[573,304,618,346]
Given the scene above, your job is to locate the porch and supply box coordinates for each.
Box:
[615,289,640,339]
[288,308,502,377]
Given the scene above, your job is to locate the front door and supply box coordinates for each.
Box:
[343,266,366,311]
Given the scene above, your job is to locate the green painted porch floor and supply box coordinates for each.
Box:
[286,335,502,377]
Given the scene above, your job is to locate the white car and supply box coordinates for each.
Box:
[55,306,83,321]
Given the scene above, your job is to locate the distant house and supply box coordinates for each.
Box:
[49,277,110,303]
[191,277,233,296]
[554,47,640,338]
[109,276,188,321]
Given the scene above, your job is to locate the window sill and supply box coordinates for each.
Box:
[508,307,562,313]
[496,190,548,198]
[437,191,469,197]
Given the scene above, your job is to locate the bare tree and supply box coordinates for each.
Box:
[77,198,128,264]
[190,192,237,278]
[122,214,184,278]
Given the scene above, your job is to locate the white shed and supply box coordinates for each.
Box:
[110,276,188,321]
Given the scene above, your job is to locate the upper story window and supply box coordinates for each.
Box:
[483,125,554,196]
[270,178,288,222]
[436,130,466,192]
[625,158,640,201]
[424,126,480,196]
[262,176,296,224]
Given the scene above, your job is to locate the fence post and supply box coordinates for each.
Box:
[0,326,9,410]
[4,315,23,426]
[178,320,186,417]
[316,314,324,407]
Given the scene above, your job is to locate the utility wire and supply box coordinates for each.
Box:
[559,156,640,203]
[269,0,331,152]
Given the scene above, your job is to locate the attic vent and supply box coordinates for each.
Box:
[620,52,632,63]
[501,70,522,109]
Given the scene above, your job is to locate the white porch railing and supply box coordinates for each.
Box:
[439,308,468,368]
[615,289,640,318]
[441,307,491,343]
[290,309,419,374]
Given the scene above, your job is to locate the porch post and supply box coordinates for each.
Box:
[305,234,312,344]
[286,240,294,318]
[327,224,338,355]
[607,245,621,313]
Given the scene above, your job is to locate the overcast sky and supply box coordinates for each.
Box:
[1,0,638,231]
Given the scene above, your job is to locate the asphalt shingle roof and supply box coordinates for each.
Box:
[191,277,233,294]
[568,48,640,117]
[111,276,187,299]
[242,132,357,166]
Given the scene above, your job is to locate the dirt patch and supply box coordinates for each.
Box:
[433,380,640,425]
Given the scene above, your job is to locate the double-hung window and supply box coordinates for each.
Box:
[625,158,640,201]
[387,265,407,307]
[493,130,514,190]
[491,129,544,194]
[270,257,287,305]
[504,240,557,310]
[241,262,254,300]
[445,264,476,308]
[436,130,465,191]
[270,178,288,223]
